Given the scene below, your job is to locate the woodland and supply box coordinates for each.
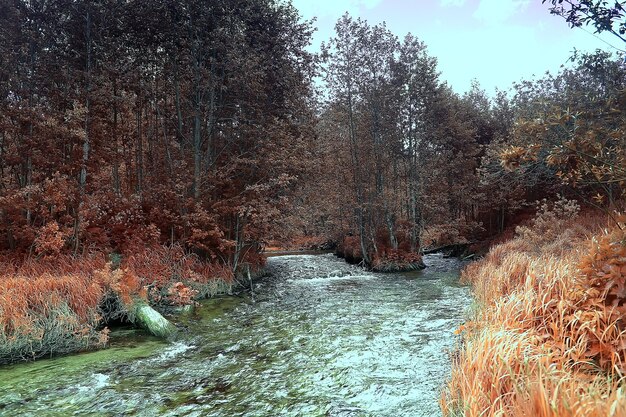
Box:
[2,0,626,415]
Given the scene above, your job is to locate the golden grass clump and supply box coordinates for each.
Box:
[443,202,626,416]
[122,244,236,303]
[0,255,110,364]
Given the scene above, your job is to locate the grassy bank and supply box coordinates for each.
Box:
[442,200,626,416]
[0,245,238,365]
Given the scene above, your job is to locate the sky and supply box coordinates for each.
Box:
[289,0,625,96]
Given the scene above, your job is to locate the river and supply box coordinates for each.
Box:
[0,253,470,417]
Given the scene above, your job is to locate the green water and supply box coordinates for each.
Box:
[0,253,470,417]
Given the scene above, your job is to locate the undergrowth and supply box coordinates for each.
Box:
[336,231,424,271]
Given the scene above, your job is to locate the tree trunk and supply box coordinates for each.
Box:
[112,77,121,196]
[75,6,92,253]
[133,301,177,339]
[135,102,143,196]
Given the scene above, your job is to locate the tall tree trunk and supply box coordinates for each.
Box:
[347,85,370,266]
[174,60,185,147]
[193,106,201,200]
[192,39,203,200]
[112,77,121,196]
[75,6,92,253]
[135,102,143,196]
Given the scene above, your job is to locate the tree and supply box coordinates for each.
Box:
[393,34,440,251]
[0,0,316,275]
[317,14,489,265]
[543,0,626,44]
[322,14,376,264]
[499,50,626,207]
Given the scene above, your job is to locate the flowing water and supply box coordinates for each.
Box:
[0,253,470,417]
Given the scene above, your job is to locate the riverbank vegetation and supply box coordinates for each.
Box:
[0,246,238,363]
[441,2,626,413]
[0,0,312,361]
[441,204,626,416]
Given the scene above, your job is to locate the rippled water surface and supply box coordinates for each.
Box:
[0,253,470,417]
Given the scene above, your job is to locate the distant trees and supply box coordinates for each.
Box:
[300,13,626,262]
[313,15,492,266]
[394,34,440,251]
[322,15,408,264]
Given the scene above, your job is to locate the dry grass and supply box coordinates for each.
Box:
[122,244,235,302]
[0,254,109,364]
[0,245,238,363]
[442,202,626,416]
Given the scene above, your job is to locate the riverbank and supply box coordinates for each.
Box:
[442,203,626,416]
[0,245,255,365]
[0,253,469,416]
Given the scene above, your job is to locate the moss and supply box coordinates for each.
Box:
[0,333,164,398]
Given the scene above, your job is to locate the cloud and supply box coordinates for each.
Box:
[473,0,529,24]
[441,0,467,6]
[290,0,384,19]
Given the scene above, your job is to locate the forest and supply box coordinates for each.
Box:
[1,0,626,416]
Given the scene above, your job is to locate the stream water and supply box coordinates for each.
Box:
[0,253,470,417]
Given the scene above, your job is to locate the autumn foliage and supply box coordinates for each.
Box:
[0,0,624,382]
[0,0,314,361]
[438,47,626,417]
[0,0,313,261]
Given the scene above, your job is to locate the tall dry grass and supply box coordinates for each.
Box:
[122,244,236,302]
[0,254,109,364]
[0,245,237,363]
[442,199,626,416]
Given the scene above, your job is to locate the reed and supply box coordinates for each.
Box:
[0,245,237,363]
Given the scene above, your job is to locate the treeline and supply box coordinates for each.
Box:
[2,0,625,273]
[0,0,315,272]
[498,50,626,206]
[280,15,498,269]
[283,15,626,269]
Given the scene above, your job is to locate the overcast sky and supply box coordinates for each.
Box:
[289,0,624,96]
